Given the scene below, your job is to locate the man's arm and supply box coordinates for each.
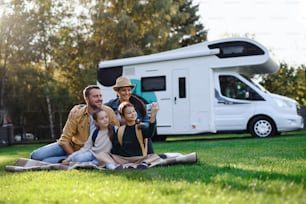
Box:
[60,143,74,155]
[68,104,83,119]
[57,108,81,154]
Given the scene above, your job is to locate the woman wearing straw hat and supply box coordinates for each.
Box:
[105,76,154,154]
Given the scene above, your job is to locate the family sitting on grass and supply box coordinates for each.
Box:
[7,76,197,171]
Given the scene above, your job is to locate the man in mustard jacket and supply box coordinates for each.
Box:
[30,85,119,163]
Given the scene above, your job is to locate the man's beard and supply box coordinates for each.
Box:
[88,101,101,110]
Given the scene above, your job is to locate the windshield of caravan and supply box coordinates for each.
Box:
[219,75,264,100]
[240,74,268,92]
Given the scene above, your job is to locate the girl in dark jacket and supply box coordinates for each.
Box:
[111,102,159,157]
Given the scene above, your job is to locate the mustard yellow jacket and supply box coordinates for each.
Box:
[57,105,119,151]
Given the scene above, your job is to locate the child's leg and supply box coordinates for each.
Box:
[91,158,99,165]
[71,151,95,163]
[105,163,123,170]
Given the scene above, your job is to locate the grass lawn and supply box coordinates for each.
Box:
[0,131,305,204]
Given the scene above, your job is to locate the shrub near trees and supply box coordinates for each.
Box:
[0,0,206,139]
[260,63,306,106]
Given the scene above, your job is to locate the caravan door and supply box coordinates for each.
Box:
[172,69,190,132]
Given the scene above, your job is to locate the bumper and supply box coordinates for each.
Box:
[276,115,304,131]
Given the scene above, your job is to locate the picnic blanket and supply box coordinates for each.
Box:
[5,152,197,172]
[5,158,106,172]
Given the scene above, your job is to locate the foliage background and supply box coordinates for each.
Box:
[0,0,206,138]
[0,0,305,139]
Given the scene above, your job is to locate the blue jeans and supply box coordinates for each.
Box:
[30,142,68,163]
[70,151,99,165]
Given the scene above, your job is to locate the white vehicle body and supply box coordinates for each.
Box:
[97,38,304,137]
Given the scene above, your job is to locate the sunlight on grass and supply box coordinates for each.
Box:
[0,155,17,161]
[3,170,300,204]
[0,132,305,204]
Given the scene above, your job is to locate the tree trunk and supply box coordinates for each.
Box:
[0,58,8,110]
[45,87,55,138]
[0,79,4,126]
[0,77,4,110]
[0,63,7,126]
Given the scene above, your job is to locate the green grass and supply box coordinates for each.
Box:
[0,131,305,204]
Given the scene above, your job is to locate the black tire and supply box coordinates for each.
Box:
[249,116,277,138]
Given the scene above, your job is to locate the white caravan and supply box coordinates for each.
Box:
[97,38,304,138]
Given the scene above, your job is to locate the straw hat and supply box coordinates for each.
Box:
[113,76,135,91]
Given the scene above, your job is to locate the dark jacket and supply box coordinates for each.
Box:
[111,122,156,157]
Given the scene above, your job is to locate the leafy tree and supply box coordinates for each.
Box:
[0,0,39,125]
[260,63,306,105]
[52,21,98,103]
[54,0,207,101]
[0,0,74,137]
[1,0,207,139]
[26,0,63,138]
[86,0,207,59]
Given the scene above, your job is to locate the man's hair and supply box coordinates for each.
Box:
[83,85,100,99]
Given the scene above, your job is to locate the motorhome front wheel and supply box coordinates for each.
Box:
[249,116,277,138]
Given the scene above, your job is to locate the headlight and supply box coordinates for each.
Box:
[296,103,302,115]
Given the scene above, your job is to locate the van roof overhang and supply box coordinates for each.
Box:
[210,55,279,76]
[98,49,219,68]
[98,38,279,76]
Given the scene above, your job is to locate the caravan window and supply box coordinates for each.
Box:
[208,41,264,58]
[178,77,186,98]
[141,76,166,92]
[97,66,123,87]
[219,75,264,100]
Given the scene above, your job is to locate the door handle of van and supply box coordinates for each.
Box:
[174,97,177,104]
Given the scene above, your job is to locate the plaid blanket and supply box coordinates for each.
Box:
[5,152,197,172]
[5,158,106,172]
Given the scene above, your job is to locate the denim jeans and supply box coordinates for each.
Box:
[70,151,99,165]
[30,142,68,163]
